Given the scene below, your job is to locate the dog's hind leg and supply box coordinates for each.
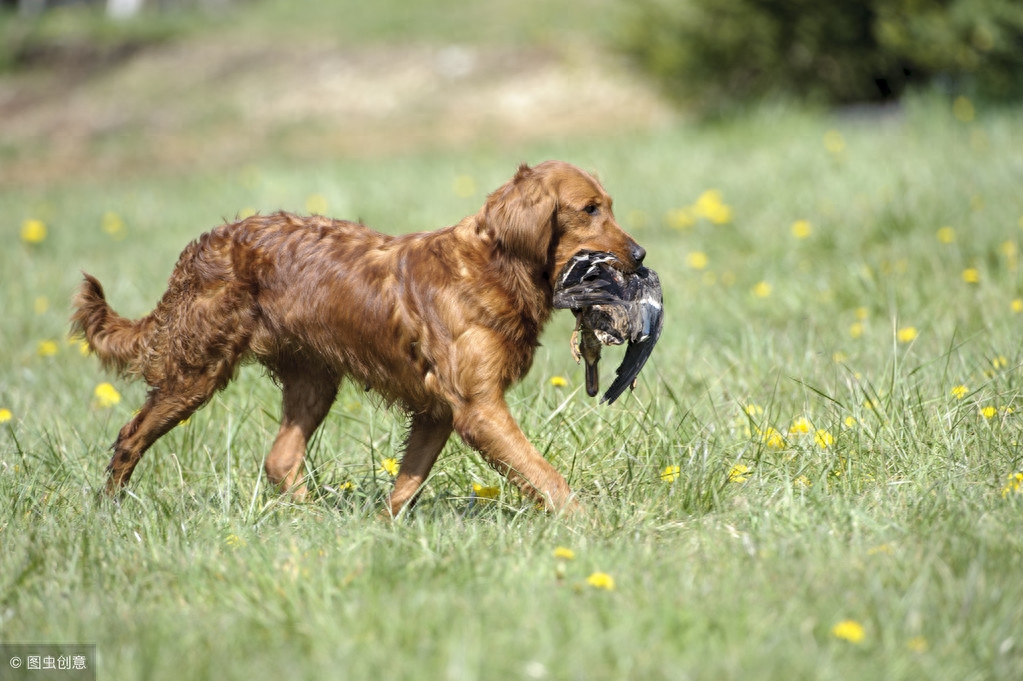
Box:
[264,366,339,500]
[386,412,453,518]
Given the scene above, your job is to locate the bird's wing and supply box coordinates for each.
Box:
[552,251,626,310]
[601,268,663,404]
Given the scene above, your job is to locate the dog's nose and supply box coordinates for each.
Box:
[631,243,647,265]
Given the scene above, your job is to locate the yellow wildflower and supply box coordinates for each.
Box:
[660,465,680,482]
[936,226,955,244]
[814,429,834,448]
[843,416,858,428]
[686,251,708,270]
[379,457,399,477]
[744,403,764,417]
[794,475,811,488]
[952,95,975,123]
[761,428,785,449]
[831,619,865,643]
[849,322,864,339]
[305,194,328,215]
[452,175,476,198]
[102,211,126,240]
[789,417,812,435]
[550,376,568,388]
[666,207,695,230]
[0,408,12,423]
[980,406,998,419]
[37,340,59,357]
[823,130,846,154]
[34,297,49,315]
[1001,472,1023,497]
[225,533,246,549]
[951,385,968,400]
[907,636,929,653]
[586,572,615,590]
[472,483,500,500]
[752,281,772,298]
[896,327,918,343]
[21,219,47,244]
[1012,299,1023,314]
[693,190,732,225]
[791,220,812,239]
[728,463,751,483]
[553,547,576,560]
[93,382,121,408]
[961,267,980,284]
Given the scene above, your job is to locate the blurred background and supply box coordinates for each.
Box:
[3,0,1021,188]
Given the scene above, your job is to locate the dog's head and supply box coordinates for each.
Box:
[480,161,645,284]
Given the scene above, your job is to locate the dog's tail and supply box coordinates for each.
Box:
[71,273,150,379]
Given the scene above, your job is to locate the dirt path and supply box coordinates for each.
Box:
[0,37,673,186]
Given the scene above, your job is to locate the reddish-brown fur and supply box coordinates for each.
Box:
[70,161,645,516]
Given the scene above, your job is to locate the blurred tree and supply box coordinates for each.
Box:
[621,0,1023,113]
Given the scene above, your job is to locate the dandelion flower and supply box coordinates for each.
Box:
[693,190,732,225]
[761,427,785,449]
[666,207,695,230]
[660,465,680,482]
[728,463,751,483]
[37,340,59,357]
[586,572,615,590]
[452,175,476,198]
[472,483,500,500]
[789,417,812,435]
[93,382,121,408]
[814,429,834,448]
[305,194,328,215]
[553,547,576,560]
[752,281,772,298]
[962,268,980,284]
[1001,472,1023,497]
[686,251,708,270]
[823,130,846,154]
[831,619,865,643]
[549,376,568,388]
[102,211,127,240]
[0,408,12,423]
[379,457,399,477]
[952,96,975,123]
[791,220,812,239]
[980,406,998,419]
[21,219,47,244]
[896,327,918,343]
[951,385,968,400]
[936,226,955,244]
[907,636,929,653]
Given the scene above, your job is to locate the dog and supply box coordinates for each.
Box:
[71,160,646,516]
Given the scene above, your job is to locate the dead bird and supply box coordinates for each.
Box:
[553,250,663,403]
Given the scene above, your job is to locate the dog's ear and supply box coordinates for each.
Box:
[481,164,556,264]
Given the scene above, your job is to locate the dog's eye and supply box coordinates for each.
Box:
[583,204,599,216]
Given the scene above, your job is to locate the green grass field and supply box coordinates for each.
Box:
[3,5,1023,679]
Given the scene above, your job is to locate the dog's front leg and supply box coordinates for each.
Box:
[386,412,454,518]
[452,396,578,513]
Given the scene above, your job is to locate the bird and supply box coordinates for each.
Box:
[553,250,663,403]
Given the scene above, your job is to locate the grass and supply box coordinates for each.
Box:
[3,6,1023,678]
